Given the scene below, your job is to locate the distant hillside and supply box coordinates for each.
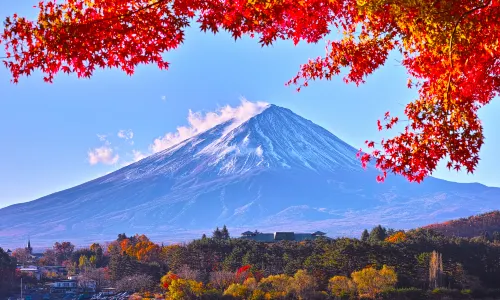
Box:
[423,210,500,238]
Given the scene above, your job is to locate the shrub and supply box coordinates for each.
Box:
[223,283,252,299]
[378,288,427,300]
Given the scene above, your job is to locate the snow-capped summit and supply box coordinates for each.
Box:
[0,104,499,247]
[111,105,361,182]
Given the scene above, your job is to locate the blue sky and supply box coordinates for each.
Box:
[1,1,499,209]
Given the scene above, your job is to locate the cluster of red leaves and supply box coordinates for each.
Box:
[160,271,179,290]
[119,235,161,263]
[235,264,252,282]
[2,0,499,182]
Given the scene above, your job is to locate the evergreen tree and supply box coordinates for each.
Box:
[212,227,223,239]
[492,231,500,242]
[221,225,230,240]
[481,231,491,242]
[361,229,369,242]
[107,247,122,282]
[368,225,387,243]
[108,246,135,282]
[0,248,16,297]
[201,234,207,240]
[117,233,128,242]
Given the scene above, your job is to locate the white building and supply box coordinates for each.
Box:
[50,280,78,294]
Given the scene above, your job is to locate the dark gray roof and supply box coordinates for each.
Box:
[246,233,275,242]
[312,231,326,236]
[274,232,295,241]
[239,231,329,242]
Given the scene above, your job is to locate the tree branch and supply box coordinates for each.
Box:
[445,0,492,100]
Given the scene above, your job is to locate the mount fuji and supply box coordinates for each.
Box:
[1,104,499,247]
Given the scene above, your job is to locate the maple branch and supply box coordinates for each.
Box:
[72,0,171,28]
[445,0,492,99]
[442,0,491,150]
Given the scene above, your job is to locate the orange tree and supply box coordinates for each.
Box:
[2,0,499,182]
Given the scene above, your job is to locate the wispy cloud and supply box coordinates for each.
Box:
[121,150,148,167]
[88,99,268,167]
[117,129,134,140]
[88,146,119,165]
[150,98,269,153]
[97,134,107,142]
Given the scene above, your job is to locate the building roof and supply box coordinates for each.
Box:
[274,232,295,241]
[239,230,329,242]
[312,231,326,236]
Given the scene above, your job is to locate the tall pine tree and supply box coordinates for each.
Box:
[361,229,369,242]
[368,225,387,243]
[212,227,222,239]
[221,225,230,240]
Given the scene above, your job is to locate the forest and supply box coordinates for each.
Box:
[424,210,500,238]
[3,223,500,299]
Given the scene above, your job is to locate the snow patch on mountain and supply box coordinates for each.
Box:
[150,99,269,153]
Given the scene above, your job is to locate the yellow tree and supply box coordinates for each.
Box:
[290,270,318,299]
[167,278,204,300]
[258,274,293,298]
[328,275,356,298]
[351,265,397,299]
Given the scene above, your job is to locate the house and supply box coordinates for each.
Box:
[50,280,78,294]
[240,230,329,242]
[19,265,42,281]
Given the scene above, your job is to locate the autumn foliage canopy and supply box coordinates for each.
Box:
[1,0,499,182]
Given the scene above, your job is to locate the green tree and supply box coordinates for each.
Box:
[212,227,223,239]
[368,225,387,243]
[361,229,369,242]
[493,231,500,242]
[221,225,230,240]
[0,248,17,297]
[108,244,136,282]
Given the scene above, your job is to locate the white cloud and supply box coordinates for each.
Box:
[150,98,269,153]
[121,150,148,167]
[255,146,263,157]
[161,95,166,101]
[88,146,119,165]
[117,129,134,140]
[97,134,107,142]
[132,150,147,162]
